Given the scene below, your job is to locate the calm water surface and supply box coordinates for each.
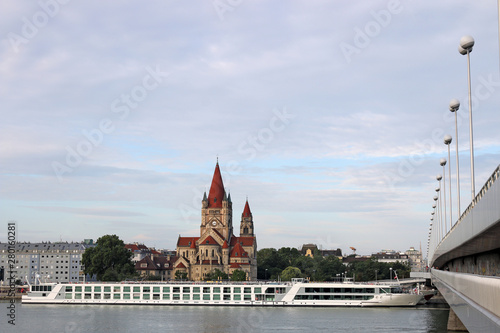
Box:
[1,301,449,333]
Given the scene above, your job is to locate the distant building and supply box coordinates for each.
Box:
[300,244,342,258]
[371,250,409,265]
[125,243,151,263]
[174,162,257,280]
[0,241,95,284]
[135,252,177,279]
[405,247,423,271]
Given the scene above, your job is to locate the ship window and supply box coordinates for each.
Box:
[163,287,170,293]
[223,294,231,300]
[104,286,111,293]
[143,294,150,300]
[104,294,111,299]
[113,294,120,300]
[94,294,101,299]
[133,293,140,299]
[153,294,160,300]
[234,294,241,300]
[65,286,72,292]
[344,288,352,293]
[183,287,190,293]
[65,293,72,299]
[162,294,170,300]
[234,287,241,293]
[173,287,180,293]
[143,287,150,293]
[114,286,121,292]
[153,287,160,293]
[123,287,130,292]
[213,294,220,300]
[213,287,220,293]
[173,294,180,300]
[223,287,230,293]
[123,294,130,300]
[75,286,82,292]
[75,293,82,299]
[193,294,200,300]
[133,287,140,292]
[85,286,91,292]
[84,293,91,299]
[193,287,200,293]
[244,295,251,301]
[183,294,190,300]
[254,288,261,293]
[203,294,210,300]
[244,287,251,293]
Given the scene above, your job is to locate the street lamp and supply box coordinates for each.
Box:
[389,267,393,280]
[449,99,461,216]
[265,268,268,280]
[444,135,453,229]
[436,178,442,240]
[440,158,447,235]
[458,35,475,199]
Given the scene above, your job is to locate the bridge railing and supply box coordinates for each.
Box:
[429,164,500,266]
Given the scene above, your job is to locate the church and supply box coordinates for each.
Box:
[173,162,257,280]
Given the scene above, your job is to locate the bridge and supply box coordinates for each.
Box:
[426,165,500,332]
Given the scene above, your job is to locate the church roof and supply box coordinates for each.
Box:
[200,236,219,245]
[208,162,225,208]
[177,237,199,247]
[242,200,252,217]
[222,240,229,249]
[230,242,247,258]
[230,236,255,247]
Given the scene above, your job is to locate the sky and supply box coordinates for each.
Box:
[1,1,499,258]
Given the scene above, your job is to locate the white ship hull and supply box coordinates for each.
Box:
[22,280,423,307]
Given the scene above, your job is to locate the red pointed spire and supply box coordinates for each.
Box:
[242,199,252,218]
[222,240,229,249]
[208,162,225,208]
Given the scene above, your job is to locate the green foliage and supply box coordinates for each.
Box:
[174,271,188,280]
[281,266,302,281]
[82,234,136,282]
[204,268,228,281]
[231,269,247,281]
[257,247,410,282]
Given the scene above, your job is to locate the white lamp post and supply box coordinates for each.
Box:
[458,35,475,200]
[440,158,447,235]
[444,135,453,229]
[449,99,461,217]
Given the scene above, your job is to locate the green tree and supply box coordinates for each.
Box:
[82,234,136,281]
[231,269,247,281]
[174,271,188,280]
[281,266,302,281]
[205,268,228,281]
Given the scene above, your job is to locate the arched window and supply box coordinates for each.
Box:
[212,249,215,257]
[243,227,249,234]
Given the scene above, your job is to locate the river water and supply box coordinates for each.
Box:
[1,301,449,333]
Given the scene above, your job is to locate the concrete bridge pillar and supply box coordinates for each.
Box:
[447,308,468,332]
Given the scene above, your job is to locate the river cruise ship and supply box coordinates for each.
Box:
[22,278,423,307]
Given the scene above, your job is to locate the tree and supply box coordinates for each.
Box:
[174,271,188,280]
[82,234,136,281]
[281,266,302,281]
[205,268,228,281]
[231,269,247,281]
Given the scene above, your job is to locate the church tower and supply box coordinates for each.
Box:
[240,199,254,236]
[201,162,233,240]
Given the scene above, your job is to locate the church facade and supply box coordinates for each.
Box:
[173,162,257,280]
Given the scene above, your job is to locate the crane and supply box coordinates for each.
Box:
[350,247,356,254]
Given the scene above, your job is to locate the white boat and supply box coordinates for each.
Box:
[22,278,423,307]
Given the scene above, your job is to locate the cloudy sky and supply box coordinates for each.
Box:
[1,1,499,257]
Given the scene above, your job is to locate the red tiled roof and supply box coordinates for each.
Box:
[208,162,225,208]
[135,256,156,270]
[222,240,228,249]
[230,263,241,268]
[230,242,247,258]
[176,262,186,269]
[230,236,255,247]
[200,260,220,265]
[125,243,149,252]
[199,235,219,246]
[177,237,199,247]
[242,200,252,218]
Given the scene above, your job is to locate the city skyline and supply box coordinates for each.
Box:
[1,1,499,256]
